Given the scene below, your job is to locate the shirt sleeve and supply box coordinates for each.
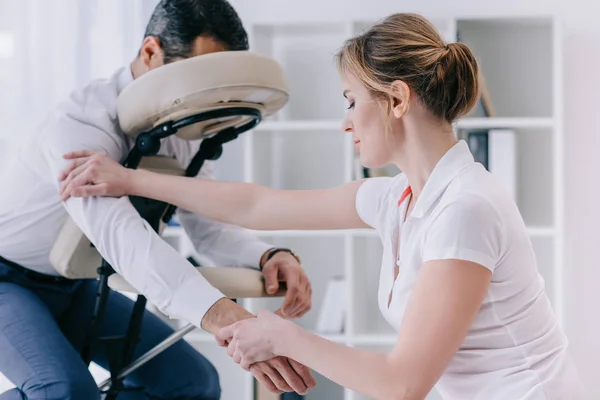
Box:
[355,177,393,230]
[176,159,273,269]
[422,194,504,272]
[40,115,225,327]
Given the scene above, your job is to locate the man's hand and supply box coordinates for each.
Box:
[250,357,316,395]
[202,298,315,394]
[261,250,312,318]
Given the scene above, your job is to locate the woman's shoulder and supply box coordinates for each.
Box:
[429,163,524,238]
[355,172,407,230]
[359,172,408,206]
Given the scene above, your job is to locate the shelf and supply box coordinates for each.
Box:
[253,117,555,133]
[456,117,555,130]
[255,119,343,132]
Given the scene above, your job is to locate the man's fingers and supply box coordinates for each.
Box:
[215,324,236,345]
[250,364,283,395]
[281,277,300,316]
[291,282,312,317]
[257,361,292,392]
[288,358,316,389]
[262,264,280,294]
[226,338,236,358]
[63,150,95,159]
[270,357,308,394]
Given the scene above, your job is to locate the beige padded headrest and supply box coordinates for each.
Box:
[117,51,289,140]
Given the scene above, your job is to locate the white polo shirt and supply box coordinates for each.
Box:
[355,141,585,399]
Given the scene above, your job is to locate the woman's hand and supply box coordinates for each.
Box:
[58,150,133,201]
[215,310,294,371]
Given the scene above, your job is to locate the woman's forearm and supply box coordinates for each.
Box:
[129,169,268,229]
[278,325,414,400]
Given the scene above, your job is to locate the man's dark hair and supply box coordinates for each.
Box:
[143,0,249,63]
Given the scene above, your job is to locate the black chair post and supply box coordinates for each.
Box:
[93,107,262,399]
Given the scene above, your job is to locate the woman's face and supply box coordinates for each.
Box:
[341,73,399,169]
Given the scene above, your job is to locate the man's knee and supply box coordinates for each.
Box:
[155,358,221,400]
[180,362,221,400]
[24,375,100,400]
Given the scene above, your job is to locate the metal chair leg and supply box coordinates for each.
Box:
[98,323,197,391]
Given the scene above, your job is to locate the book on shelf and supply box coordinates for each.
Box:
[461,129,517,199]
[315,276,346,334]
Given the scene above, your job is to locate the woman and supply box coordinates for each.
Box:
[57,13,584,400]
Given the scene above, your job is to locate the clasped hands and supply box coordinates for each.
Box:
[216,250,315,394]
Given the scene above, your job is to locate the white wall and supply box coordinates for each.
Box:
[231,0,600,396]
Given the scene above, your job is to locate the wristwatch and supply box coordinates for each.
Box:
[260,247,302,270]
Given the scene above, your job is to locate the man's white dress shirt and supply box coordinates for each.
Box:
[0,66,273,326]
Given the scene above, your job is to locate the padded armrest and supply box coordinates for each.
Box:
[117,51,289,140]
[108,267,286,298]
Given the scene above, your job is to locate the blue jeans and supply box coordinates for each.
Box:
[0,261,220,400]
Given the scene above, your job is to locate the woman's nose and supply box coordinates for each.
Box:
[342,115,353,133]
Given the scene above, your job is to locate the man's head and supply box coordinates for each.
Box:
[134,0,248,75]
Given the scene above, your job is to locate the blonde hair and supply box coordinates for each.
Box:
[336,13,479,122]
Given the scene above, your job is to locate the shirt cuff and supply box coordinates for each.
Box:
[168,273,227,328]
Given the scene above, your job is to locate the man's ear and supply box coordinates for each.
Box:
[138,36,165,72]
[390,80,411,119]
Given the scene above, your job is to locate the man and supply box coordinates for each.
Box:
[0,0,315,398]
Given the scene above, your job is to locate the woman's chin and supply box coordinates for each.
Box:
[360,158,386,171]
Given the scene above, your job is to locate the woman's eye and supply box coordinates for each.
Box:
[346,101,355,110]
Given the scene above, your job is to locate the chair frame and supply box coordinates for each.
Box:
[84,107,262,399]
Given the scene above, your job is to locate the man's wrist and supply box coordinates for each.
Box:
[259,247,275,269]
[259,248,302,270]
[200,297,254,334]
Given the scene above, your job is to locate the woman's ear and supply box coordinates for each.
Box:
[390,80,411,119]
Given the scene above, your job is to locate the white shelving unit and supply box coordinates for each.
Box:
[162,15,563,400]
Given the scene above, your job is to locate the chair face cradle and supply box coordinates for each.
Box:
[47,51,289,399]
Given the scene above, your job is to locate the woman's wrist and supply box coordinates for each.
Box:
[127,169,145,196]
[274,318,302,357]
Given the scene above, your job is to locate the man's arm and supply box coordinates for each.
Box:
[176,159,272,269]
[41,116,228,326]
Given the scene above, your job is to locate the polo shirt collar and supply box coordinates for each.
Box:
[408,140,475,219]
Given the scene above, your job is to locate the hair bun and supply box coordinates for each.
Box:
[428,41,480,121]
